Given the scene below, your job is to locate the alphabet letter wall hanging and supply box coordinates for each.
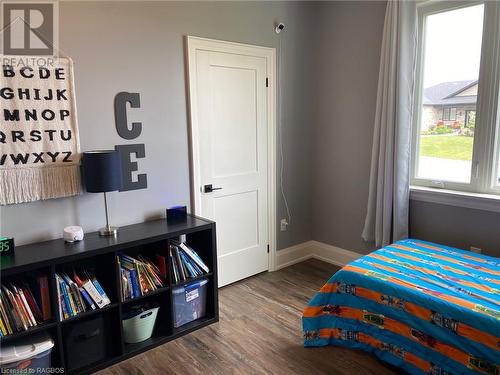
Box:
[0,58,82,205]
[114,92,147,191]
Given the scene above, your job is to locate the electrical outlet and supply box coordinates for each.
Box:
[470,246,482,254]
[280,219,288,231]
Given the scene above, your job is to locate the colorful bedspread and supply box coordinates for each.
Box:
[303,239,500,375]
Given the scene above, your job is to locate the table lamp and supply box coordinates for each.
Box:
[82,150,123,236]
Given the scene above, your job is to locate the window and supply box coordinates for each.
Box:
[450,107,457,121]
[442,107,457,121]
[442,108,451,121]
[412,2,500,194]
[465,110,476,128]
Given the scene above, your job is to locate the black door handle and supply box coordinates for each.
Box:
[203,184,223,193]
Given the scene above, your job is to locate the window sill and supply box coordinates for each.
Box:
[410,186,500,213]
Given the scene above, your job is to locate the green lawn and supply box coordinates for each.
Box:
[420,135,473,161]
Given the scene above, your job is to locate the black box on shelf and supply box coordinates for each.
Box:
[64,315,106,371]
[166,206,187,223]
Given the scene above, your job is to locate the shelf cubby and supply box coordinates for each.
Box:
[122,290,172,354]
[0,265,56,342]
[62,307,122,373]
[55,252,119,308]
[117,240,170,304]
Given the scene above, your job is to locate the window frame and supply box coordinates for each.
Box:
[441,106,457,121]
[449,107,457,121]
[465,110,475,128]
[411,1,500,195]
[442,107,451,121]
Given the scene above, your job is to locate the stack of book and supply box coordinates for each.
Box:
[0,275,51,337]
[55,270,111,320]
[169,241,209,284]
[118,255,166,301]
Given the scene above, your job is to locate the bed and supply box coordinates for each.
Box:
[303,239,500,375]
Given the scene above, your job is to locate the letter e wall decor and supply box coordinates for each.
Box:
[114,92,147,191]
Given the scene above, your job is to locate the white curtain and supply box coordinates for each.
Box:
[362,0,418,248]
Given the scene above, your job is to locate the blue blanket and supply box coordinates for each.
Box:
[303,239,500,375]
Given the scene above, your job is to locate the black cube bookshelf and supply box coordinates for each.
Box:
[0,215,218,374]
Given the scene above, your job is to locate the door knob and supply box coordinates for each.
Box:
[203,184,223,193]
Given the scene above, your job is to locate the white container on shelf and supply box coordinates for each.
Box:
[0,333,54,371]
[122,307,159,344]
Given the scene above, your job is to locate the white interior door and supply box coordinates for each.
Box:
[188,38,273,287]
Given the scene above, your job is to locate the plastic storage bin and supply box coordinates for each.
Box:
[122,306,159,344]
[0,333,54,372]
[172,278,208,328]
[64,315,105,371]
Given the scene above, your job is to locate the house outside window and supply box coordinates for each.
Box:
[423,82,476,129]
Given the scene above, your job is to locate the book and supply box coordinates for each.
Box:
[91,275,111,305]
[81,279,106,308]
[58,277,74,317]
[37,275,52,321]
[55,275,65,320]
[22,286,43,323]
[0,316,7,336]
[129,268,141,298]
[120,269,128,301]
[169,246,179,283]
[122,270,132,299]
[155,254,168,279]
[59,282,69,320]
[79,287,96,310]
[67,283,77,315]
[61,274,79,315]
[0,293,13,335]
[180,252,199,278]
[17,286,37,326]
[174,247,186,281]
[179,243,210,273]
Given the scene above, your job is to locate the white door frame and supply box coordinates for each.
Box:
[186,36,277,272]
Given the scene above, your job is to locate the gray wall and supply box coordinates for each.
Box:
[311,1,386,254]
[410,201,500,257]
[0,1,315,249]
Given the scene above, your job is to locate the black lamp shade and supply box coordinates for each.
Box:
[82,150,123,193]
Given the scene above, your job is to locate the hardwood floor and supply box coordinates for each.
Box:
[97,259,401,375]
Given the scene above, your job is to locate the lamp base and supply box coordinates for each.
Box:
[99,226,118,237]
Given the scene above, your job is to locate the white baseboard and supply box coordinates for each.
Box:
[275,240,363,270]
[275,241,317,270]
